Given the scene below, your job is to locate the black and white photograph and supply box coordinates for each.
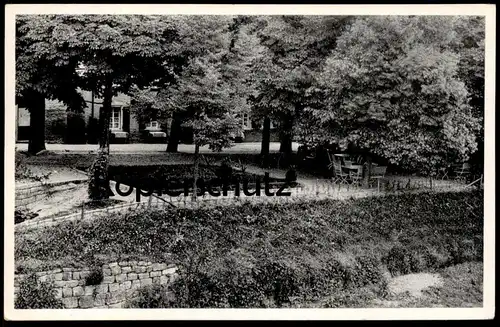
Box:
[4,4,495,321]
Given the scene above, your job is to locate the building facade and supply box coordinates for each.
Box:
[16,90,279,144]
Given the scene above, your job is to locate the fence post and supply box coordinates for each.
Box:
[81,200,85,220]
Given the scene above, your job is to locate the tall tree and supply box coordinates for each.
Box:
[131,15,262,199]
[131,15,263,154]
[251,16,351,163]
[16,15,85,154]
[306,16,480,179]
[454,16,485,179]
[45,15,179,200]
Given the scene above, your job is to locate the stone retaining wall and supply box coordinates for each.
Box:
[14,201,148,232]
[14,261,178,309]
[15,180,84,208]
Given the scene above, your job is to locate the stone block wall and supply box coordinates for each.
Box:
[15,181,81,208]
[14,261,178,309]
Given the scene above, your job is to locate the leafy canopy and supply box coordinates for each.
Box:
[304,16,481,171]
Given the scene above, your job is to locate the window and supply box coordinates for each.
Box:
[259,119,276,130]
[146,120,160,129]
[110,107,121,130]
[242,113,252,131]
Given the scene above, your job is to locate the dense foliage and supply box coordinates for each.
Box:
[16,15,484,173]
[15,274,64,309]
[303,16,482,172]
[16,15,86,154]
[16,190,483,307]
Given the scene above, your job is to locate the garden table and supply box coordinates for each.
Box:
[334,154,352,166]
[342,164,363,172]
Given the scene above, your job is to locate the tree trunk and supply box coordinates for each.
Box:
[98,77,113,153]
[27,91,46,155]
[363,154,372,187]
[192,142,200,201]
[279,115,293,155]
[89,75,113,201]
[167,112,182,153]
[260,116,271,167]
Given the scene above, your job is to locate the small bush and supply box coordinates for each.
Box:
[353,255,384,287]
[85,268,103,286]
[384,245,419,276]
[88,150,110,201]
[15,152,50,182]
[285,166,297,183]
[216,161,233,181]
[125,284,174,308]
[15,274,63,309]
[447,238,481,265]
[87,117,99,144]
[15,208,39,224]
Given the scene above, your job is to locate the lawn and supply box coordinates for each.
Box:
[15,189,483,308]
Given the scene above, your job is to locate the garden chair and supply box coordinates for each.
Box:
[355,155,365,165]
[436,165,450,180]
[349,165,364,186]
[326,151,336,170]
[369,166,387,190]
[332,161,350,184]
[344,160,353,167]
[453,163,470,181]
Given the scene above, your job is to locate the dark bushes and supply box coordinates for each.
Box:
[125,284,174,308]
[15,209,39,224]
[65,112,86,144]
[86,117,99,144]
[15,274,63,309]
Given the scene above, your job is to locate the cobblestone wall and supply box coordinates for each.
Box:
[14,261,178,309]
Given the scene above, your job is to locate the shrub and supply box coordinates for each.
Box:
[87,117,99,144]
[15,208,39,224]
[125,284,174,308]
[353,255,384,287]
[46,118,66,143]
[88,150,110,201]
[15,274,63,309]
[384,245,419,276]
[65,112,87,144]
[85,268,103,286]
[447,238,481,265]
[216,161,233,182]
[285,166,297,184]
[15,152,50,181]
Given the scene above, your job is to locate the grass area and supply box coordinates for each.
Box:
[19,151,197,170]
[15,190,483,308]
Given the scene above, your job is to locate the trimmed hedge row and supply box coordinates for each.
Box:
[16,190,483,307]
